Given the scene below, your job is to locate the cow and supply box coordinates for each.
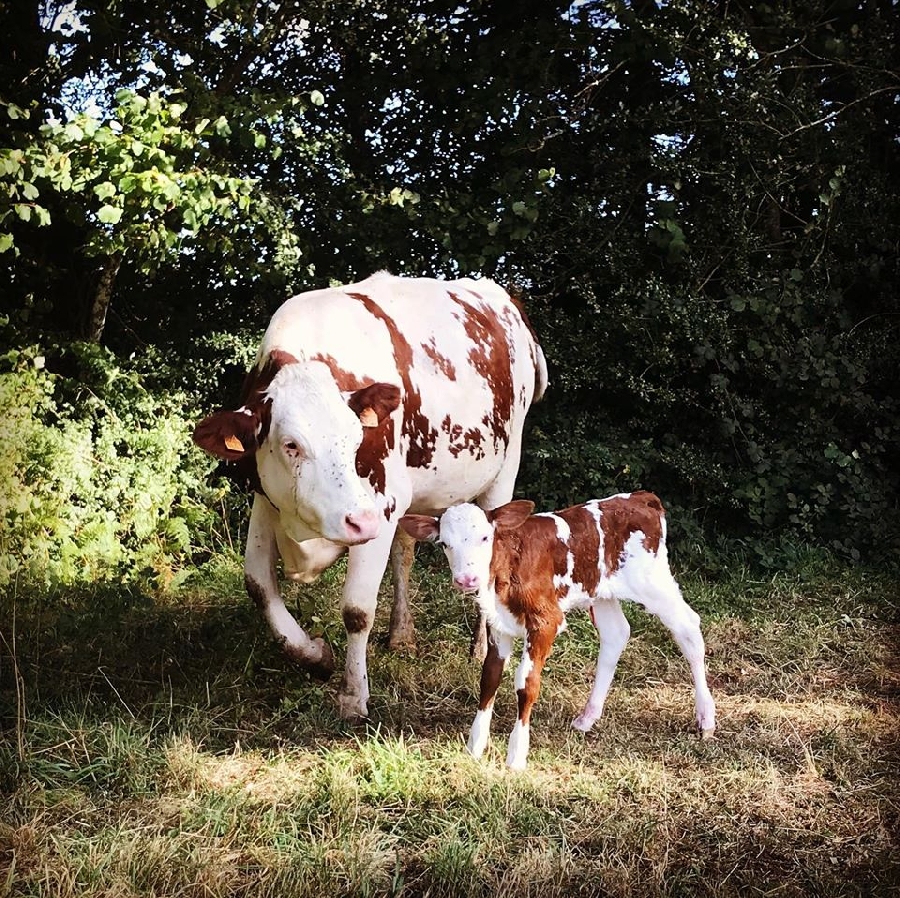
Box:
[193,272,548,720]
[399,492,716,769]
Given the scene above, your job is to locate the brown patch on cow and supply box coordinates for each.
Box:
[244,573,268,610]
[559,505,601,594]
[347,291,437,469]
[478,632,507,711]
[447,291,515,450]
[441,414,486,460]
[343,606,370,634]
[195,349,300,494]
[599,491,665,575]
[516,625,555,725]
[421,338,457,380]
[310,352,371,391]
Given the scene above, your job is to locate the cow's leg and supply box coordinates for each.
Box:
[275,532,346,583]
[572,600,631,732]
[387,527,416,651]
[337,522,396,720]
[635,575,717,738]
[507,629,553,770]
[467,626,513,759]
[244,494,335,679]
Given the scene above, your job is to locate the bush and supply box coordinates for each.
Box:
[0,338,231,589]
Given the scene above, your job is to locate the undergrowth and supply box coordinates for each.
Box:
[1,553,898,897]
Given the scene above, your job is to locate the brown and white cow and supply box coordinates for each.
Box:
[399,491,716,769]
[193,272,547,719]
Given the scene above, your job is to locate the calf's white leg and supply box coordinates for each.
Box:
[636,574,717,738]
[467,628,513,758]
[572,600,631,732]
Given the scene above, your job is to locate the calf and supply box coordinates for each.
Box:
[399,492,716,769]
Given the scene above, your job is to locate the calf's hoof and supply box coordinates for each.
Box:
[700,726,716,741]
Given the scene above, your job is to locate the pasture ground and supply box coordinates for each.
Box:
[1,546,898,897]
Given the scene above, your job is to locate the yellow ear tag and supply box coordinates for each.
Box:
[359,407,379,428]
[224,434,245,452]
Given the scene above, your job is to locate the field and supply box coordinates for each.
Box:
[1,547,898,897]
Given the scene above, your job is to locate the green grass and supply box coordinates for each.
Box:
[1,551,898,897]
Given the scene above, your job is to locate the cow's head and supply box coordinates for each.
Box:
[194,357,401,545]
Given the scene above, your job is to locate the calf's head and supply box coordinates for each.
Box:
[194,360,400,545]
[400,500,534,592]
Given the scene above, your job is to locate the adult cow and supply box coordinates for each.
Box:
[193,272,548,719]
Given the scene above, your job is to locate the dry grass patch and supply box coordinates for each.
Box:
[1,558,898,896]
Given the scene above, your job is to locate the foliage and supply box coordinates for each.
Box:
[0,336,229,589]
[0,0,898,571]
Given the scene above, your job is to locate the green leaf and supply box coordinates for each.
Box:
[0,233,13,253]
[98,205,123,224]
[94,182,117,200]
[22,182,39,200]
[310,90,325,106]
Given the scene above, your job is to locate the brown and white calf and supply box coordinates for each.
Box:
[193,272,547,719]
[399,492,716,769]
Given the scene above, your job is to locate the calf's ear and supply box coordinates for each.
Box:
[193,408,262,460]
[348,383,401,427]
[398,514,440,542]
[488,499,535,531]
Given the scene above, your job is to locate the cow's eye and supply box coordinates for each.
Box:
[284,440,304,458]
[481,535,489,543]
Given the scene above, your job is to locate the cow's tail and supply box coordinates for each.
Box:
[533,343,549,403]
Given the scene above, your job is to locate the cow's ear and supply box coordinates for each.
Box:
[398,514,440,542]
[348,383,401,428]
[488,500,534,531]
[193,408,261,460]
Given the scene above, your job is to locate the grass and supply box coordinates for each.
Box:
[1,549,898,897]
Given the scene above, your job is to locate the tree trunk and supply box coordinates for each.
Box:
[85,252,123,343]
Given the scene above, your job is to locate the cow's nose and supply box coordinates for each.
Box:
[453,573,480,592]
[344,510,380,544]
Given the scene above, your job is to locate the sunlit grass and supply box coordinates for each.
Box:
[1,555,898,896]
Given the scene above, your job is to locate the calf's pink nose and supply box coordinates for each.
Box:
[453,573,480,591]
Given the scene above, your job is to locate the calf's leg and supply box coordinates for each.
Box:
[572,600,631,732]
[637,576,717,738]
[467,627,513,758]
[507,630,553,770]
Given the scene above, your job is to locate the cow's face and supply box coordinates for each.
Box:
[194,361,400,546]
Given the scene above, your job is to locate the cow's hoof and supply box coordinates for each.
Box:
[282,637,335,681]
[336,692,369,722]
[387,627,417,653]
[305,639,336,681]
